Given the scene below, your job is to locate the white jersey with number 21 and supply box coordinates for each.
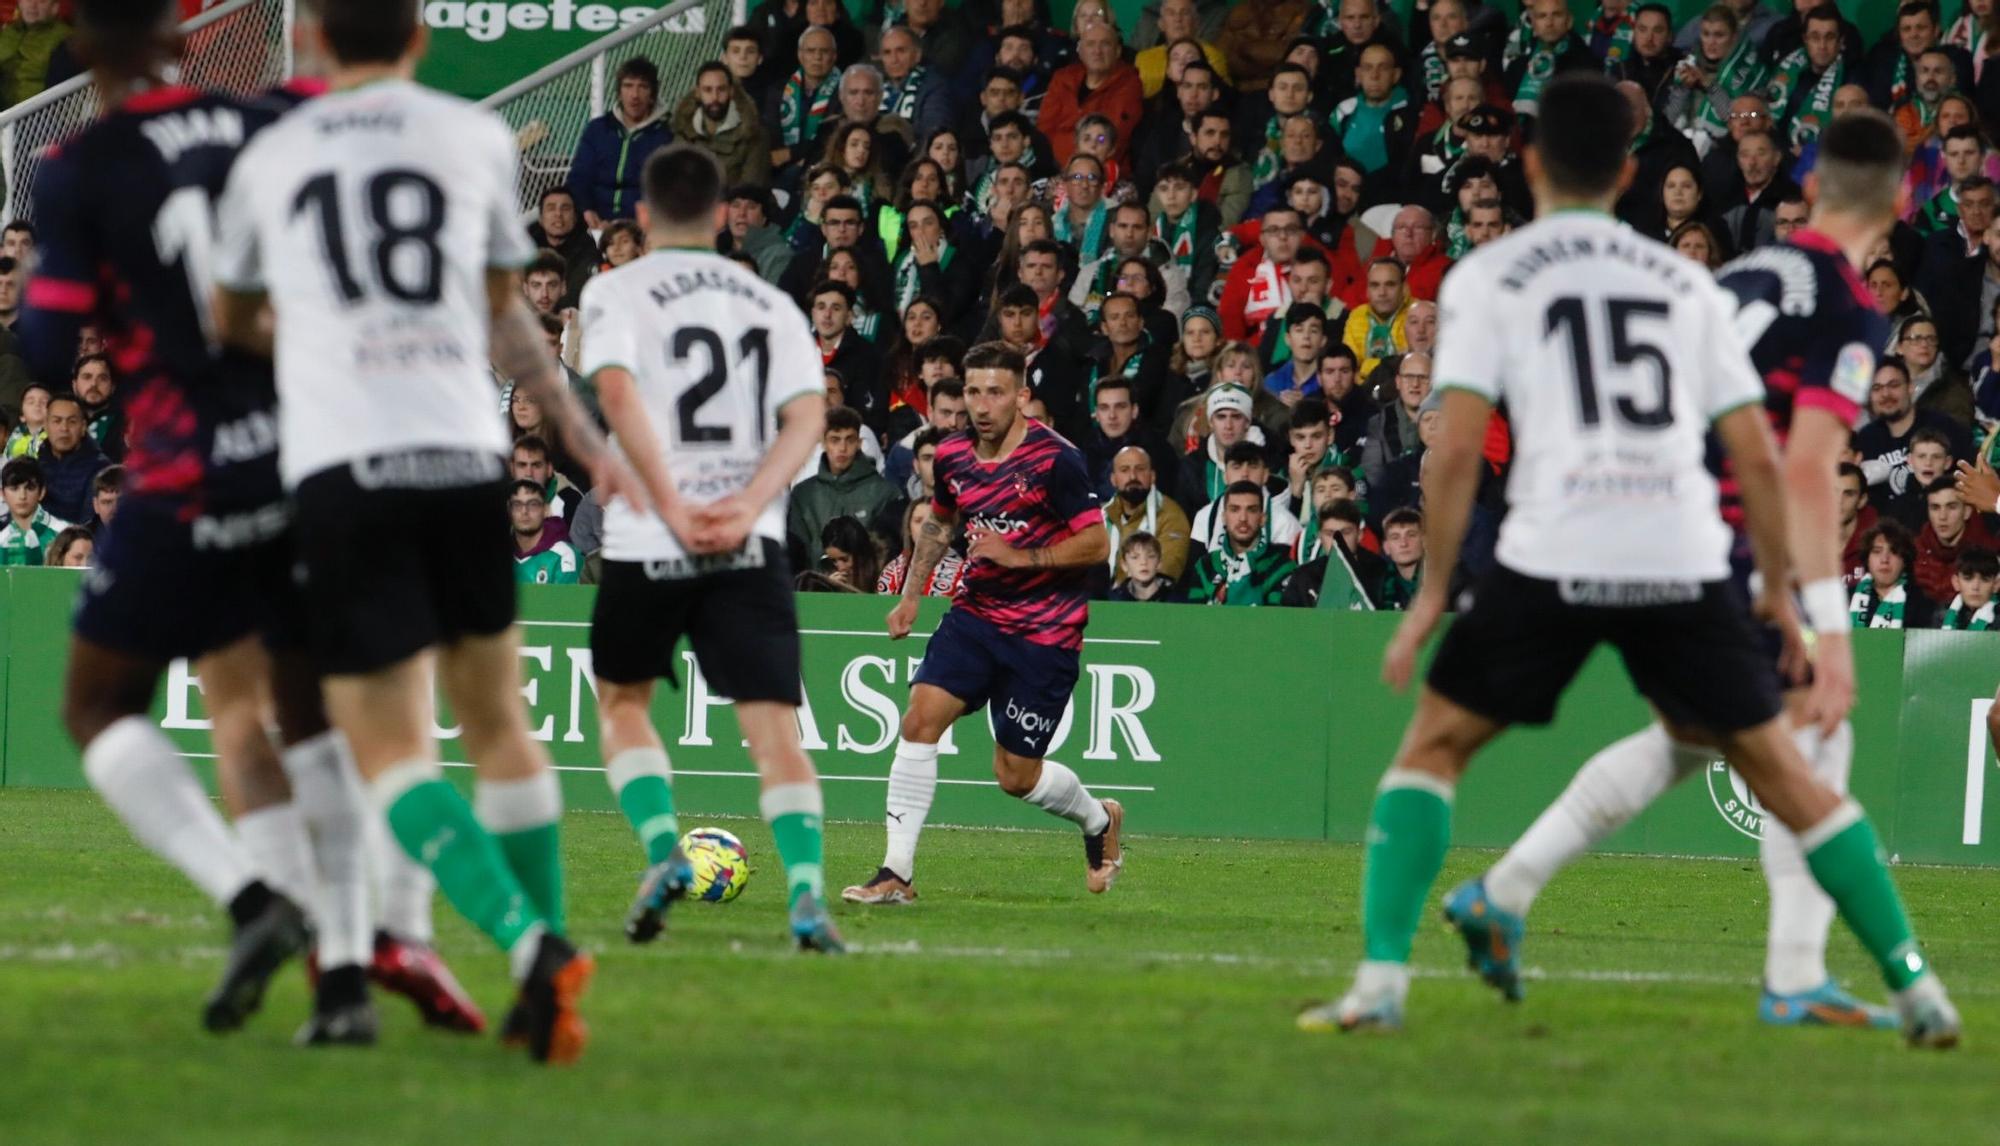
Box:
[580,248,822,563]
[1432,211,1765,582]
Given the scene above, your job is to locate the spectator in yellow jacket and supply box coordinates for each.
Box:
[1340,257,1410,378]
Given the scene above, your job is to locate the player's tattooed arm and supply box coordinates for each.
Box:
[487,270,646,511]
[904,507,958,599]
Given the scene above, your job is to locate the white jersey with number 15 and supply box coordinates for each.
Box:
[1432,211,1766,582]
[580,248,822,563]
[216,79,531,488]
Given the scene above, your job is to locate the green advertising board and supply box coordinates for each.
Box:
[417,0,727,98]
[4,568,1997,867]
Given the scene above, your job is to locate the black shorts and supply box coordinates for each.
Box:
[74,494,301,662]
[292,451,514,676]
[590,538,801,704]
[912,606,1081,758]
[1426,564,1783,734]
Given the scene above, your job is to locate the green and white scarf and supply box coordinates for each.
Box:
[1691,31,1766,138]
[1155,209,1198,269]
[1919,185,1961,235]
[1445,206,1470,258]
[1419,42,1447,101]
[1945,594,1998,631]
[893,241,953,314]
[1253,114,1286,189]
[853,302,883,342]
[1590,3,1635,69]
[1514,33,1585,116]
[1850,576,1909,628]
[1363,306,1401,361]
[1766,48,1843,147]
[1088,337,1148,407]
[780,67,841,148]
[1053,199,1110,263]
[1888,51,1913,108]
[1080,256,1121,322]
[882,65,928,122]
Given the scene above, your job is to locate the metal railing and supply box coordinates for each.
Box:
[478,0,734,219]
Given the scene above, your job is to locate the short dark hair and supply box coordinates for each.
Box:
[1383,507,1425,531]
[1223,479,1266,502]
[91,464,123,495]
[1096,377,1137,405]
[822,194,865,219]
[1925,475,1962,501]
[1837,461,1866,490]
[926,373,966,400]
[963,341,1027,380]
[2,219,31,239]
[1223,441,1267,467]
[997,23,1039,47]
[914,425,949,452]
[1634,2,1674,19]
[1322,497,1364,527]
[1944,124,1984,147]
[513,433,551,459]
[984,65,1024,90]
[1155,160,1200,187]
[1290,245,1329,270]
[1817,108,1909,217]
[1022,238,1065,262]
[615,55,661,93]
[0,455,41,489]
[1529,73,1635,198]
[1284,302,1325,330]
[1192,107,1233,133]
[1804,4,1844,30]
[46,392,82,414]
[724,25,764,50]
[998,283,1039,310]
[810,279,856,306]
[988,110,1033,137]
[825,405,863,434]
[1958,548,2000,579]
[1317,463,1359,488]
[539,186,576,210]
[317,0,420,65]
[1289,398,1332,431]
[1910,426,1955,454]
[643,144,725,226]
[526,250,567,281]
[72,353,111,380]
[696,59,731,85]
[509,479,545,501]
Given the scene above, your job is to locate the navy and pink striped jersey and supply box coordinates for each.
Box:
[930,420,1101,650]
[22,86,290,514]
[1711,229,1886,531]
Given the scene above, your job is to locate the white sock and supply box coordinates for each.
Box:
[1353,958,1412,1001]
[82,715,257,907]
[1761,721,1851,994]
[370,814,435,945]
[1022,759,1110,835]
[280,732,374,971]
[475,770,562,833]
[235,803,316,908]
[1486,725,1712,916]
[882,739,939,882]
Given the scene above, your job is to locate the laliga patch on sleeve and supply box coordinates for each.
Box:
[1832,342,1874,406]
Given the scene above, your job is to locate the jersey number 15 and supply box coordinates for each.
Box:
[1545,295,1675,431]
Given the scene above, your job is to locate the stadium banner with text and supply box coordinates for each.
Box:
[0,569,1988,866]
[416,0,718,99]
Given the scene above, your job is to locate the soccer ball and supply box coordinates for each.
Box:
[683,827,750,903]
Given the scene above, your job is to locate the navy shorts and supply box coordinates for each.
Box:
[913,606,1080,758]
[74,494,301,662]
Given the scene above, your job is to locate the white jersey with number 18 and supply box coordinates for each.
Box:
[1433,211,1765,582]
[215,79,531,487]
[579,248,822,563]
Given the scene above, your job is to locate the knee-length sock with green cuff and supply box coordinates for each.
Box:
[1361,769,1455,963]
[761,782,827,911]
[1802,801,1931,990]
[606,747,680,865]
[475,770,566,934]
[369,761,547,957]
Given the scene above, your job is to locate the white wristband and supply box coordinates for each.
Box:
[1801,577,1849,635]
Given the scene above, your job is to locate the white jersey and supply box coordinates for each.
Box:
[1433,212,1764,581]
[579,248,821,563]
[216,80,531,486]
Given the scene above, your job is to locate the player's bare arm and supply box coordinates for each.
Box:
[691,392,828,554]
[1382,385,1489,691]
[1714,402,1800,646]
[1783,406,1859,733]
[967,520,1110,570]
[211,287,274,358]
[888,504,957,639]
[1955,457,2000,515]
[486,268,646,512]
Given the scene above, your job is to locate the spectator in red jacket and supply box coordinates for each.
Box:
[1838,462,1877,586]
[1387,205,1453,301]
[1041,21,1144,170]
[1219,205,1334,343]
[1915,477,1998,603]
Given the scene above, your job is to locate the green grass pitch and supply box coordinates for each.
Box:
[1,787,1995,1145]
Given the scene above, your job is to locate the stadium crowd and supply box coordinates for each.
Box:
[11,0,2000,629]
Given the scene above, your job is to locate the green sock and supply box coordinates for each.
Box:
[608,748,681,865]
[478,773,567,935]
[381,774,542,952]
[761,782,827,912]
[1361,774,1454,963]
[1805,810,1927,990]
